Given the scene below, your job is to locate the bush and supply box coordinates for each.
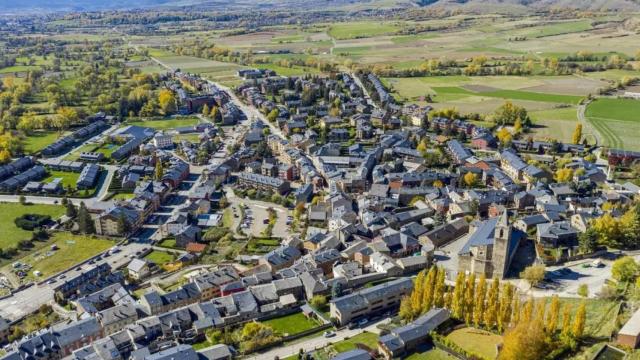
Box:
[14,214,52,231]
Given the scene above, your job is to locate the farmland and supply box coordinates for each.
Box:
[585,98,640,150]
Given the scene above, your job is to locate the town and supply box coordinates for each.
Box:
[0,3,640,360]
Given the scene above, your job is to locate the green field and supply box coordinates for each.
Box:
[0,203,66,249]
[144,250,175,265]
[431,87,583,104]
[585,98,640,150]
[328,22,400,40]
[261,312,320,336]
[555,298,620,338]
[23,131,61,154]
[43,171,81,189]
[529,107,579,143]
[128,117,200,130]
[406,348,457,360]
[446,327,502,359]
[332,332,379,352]
[10,233,115,280]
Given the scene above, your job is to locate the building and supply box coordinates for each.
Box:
[127,258,151,280]
[236,172,290,194]
[330,277,413,325]
[378,308,450,359]
[94,206,142,236]
[153,133,174,149]
[77,164,100,190]
[618,307,640,348]
[419,218,469,247]
[192,267,241,301]
[458,210,519,279]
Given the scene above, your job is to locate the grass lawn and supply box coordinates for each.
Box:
[43,171,81,189]
[406,348,457,360]
[13,233,115,280]
[529,107,579,143]
[23,131,61,154]
[256,63,320,76]
[262,312,320,336]
[111,192,135,200]
[446,327,502,359]
[586,98,640,150]
[144,250,175,265]
[222,208,234,229]
[0,203,66,249]
[432,87,583,104]
[158,239,178,249]
[554,298,620,338]
[332,331,379,352]
[128,117,200,130]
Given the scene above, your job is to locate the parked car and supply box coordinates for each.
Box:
[323,331,336,338]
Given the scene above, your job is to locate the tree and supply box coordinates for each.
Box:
[473,275,486,328]
[577,284,589,298]
[498,282,514,332]
[572,301,586,338]
[561,303,572,340]
[158,89,177,115]
[572,123,582,144]
[77,202,95,234]
[155,160,164,181]
[463,172,478,187]
[331,281,343,298]
[19,195,26,205]
[411,270,426,317]
[546,295,560,334]
[484,277,499,329]
[210,106,220,122]
[399,296,413,321]
[422,266,438,313]
[309,295,327,310]
[463,273,476,325]
[54,107,79,130]
[239,322,280,353]
[514,117,523,133]
[499,317,549,360]
[434,267,446,308]
[520,265,545,287]
[612,256,638,282]
[496,128,512,145]
[493,101,531,126]
[202,104,210,116]
[66,201,77,218]
[267,108,279,123]
[555,168,574,183]
[578,228,598,254]
[452,272,466,320]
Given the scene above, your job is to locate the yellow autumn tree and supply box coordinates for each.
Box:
[572,123,582,144]
[572,301,586,338]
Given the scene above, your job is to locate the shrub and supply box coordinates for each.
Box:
[14,214,52,231]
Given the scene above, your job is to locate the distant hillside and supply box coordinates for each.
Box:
[415,0,640,12]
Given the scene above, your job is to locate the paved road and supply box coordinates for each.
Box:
[0,242,147,321]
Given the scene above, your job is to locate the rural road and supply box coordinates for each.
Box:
[577,101,602,148]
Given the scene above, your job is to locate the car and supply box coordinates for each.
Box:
[59,274,66,279]
[263,219,270,224]
[323,331,336,338]
[357,318,368,327]
[347,322,357,330]
[75,267,82,271]
[47,279,56,285]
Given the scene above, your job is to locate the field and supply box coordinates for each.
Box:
[0,203,66,249]
[22,131,61,154]
[529,107,580,143]
[261,312,321,336]
[406,348,457,360]
[446,327,502,359]
[555,298,620,339]
[585,98,640,150]
[128,117,201,130]
[8,233,115,280]
[327,21,401,40]
[43,171,81,189]
[144,250,175,265]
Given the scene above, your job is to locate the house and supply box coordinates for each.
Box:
[175,225,202,248]
[94,206,142,236]
[76,164,100,190]
[378,308,450,359]
[332,349,372,360]
[236,172,290,194]
[536,221,579,259]
[260,246,302,273]
[153,133,174,149]
[330,277,413,325]
[419,218,469,247]
[192,267,241,301]
[458,210,520,279]
[127,258,151,280]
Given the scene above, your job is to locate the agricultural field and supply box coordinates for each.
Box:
[327,21,401,40]
[585,98,640,150]
[0,203,66,250]
[128,117,201,130]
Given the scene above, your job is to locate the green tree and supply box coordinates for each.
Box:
[578,228,598,254]
[77,202,95,234]
[612,256,638,282]
[66,201,77,218]
[309,295,327,310]
[155,160,164,181]
[520,264,545,287]
[577,284,589,298]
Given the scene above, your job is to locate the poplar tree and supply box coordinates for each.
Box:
[452,272,466,319]
[511,295,521,326]
[483,277,499,329]
[498,282,514,332]
[434,267,446,308]
[546,296,560,334]
[572,301,586,338]
[473,274,486,328]
[411,271,426,317]
[422,266,437,312]
[561,303,573,340]
[522,297,534,324]
[464,273,476,325]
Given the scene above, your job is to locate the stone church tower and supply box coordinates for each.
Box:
[491,209,512,279]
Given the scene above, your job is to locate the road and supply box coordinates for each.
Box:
[577,100,601,147]
[247,319,388,360]
[0,242,147,321]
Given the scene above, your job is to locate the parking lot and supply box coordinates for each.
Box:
[526,258,614,298]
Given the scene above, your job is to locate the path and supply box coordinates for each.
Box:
[577,100,602,147]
